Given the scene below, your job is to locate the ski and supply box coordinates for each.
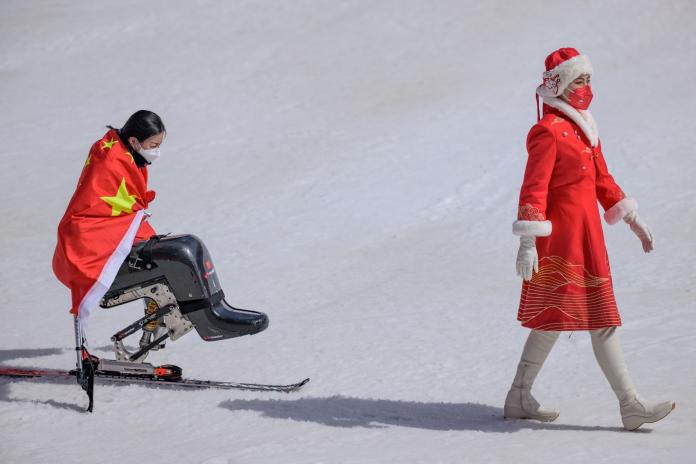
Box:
[0,366,310,393]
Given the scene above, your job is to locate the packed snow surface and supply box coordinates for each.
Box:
[1,1,695,463]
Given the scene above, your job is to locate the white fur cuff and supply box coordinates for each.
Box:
[604,197,638,225]
[513,220,552,237]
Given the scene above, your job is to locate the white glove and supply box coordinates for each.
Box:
[624,211,654,253]
[516,236,538,281]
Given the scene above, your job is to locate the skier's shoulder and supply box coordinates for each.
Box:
[88,129,132,167]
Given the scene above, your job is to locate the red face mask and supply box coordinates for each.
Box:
[565,85,593,110]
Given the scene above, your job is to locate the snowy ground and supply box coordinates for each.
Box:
[1,1,695,463]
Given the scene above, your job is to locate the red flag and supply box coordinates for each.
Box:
[53,129,156,330]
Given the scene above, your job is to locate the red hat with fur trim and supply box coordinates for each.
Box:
[536,47,593,98]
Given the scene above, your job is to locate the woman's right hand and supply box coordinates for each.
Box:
[516,236,538,281]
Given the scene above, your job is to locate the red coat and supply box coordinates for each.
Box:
[53,129,155,327]
[515,102,633,331]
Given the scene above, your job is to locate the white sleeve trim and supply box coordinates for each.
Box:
[513,220,552,237]
[604,197,638,225]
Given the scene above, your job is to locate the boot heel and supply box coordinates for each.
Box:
[504,404,560,422]
[504,388,560,422]
[503,404,527,419]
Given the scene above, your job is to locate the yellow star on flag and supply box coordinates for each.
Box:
[125,151,135,164]
[84,154,92,168]
[100,178,137,216]
[102,138,118,150]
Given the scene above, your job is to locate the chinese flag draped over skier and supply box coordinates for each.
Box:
[53,130,156,328]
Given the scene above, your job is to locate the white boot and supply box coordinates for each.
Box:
[504,330,560,422]
[591,327,675,431]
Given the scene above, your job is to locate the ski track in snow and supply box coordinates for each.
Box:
[1,1,695,463]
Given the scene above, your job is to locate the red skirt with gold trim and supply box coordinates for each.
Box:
[518,256,621,331]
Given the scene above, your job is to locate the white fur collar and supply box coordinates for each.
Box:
[542,97,599,147]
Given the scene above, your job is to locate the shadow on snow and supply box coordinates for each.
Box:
[219,396,639,433]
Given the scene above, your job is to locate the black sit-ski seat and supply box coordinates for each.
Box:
[102,234,268,342]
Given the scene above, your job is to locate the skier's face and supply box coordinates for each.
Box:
[131,132,165,151]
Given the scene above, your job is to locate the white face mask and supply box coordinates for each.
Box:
[138,146,161,164]
[132,139,161,164]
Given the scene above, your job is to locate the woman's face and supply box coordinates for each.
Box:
[130,132,165,150]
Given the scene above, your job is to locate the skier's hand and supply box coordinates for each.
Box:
[624,211,654,253]
[516,236,538,281]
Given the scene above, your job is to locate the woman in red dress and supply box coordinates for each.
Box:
[504,48,674,430]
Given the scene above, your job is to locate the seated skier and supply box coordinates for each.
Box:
[52,110,267,369]
[53,110,165,351]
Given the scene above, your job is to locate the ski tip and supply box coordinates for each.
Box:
[288,378,310,391]
[274,377,310,392]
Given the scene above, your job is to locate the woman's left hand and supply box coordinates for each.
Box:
[624,211,654,253]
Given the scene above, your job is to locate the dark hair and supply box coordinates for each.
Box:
[107,110,165,167]
[108,110,166,145]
